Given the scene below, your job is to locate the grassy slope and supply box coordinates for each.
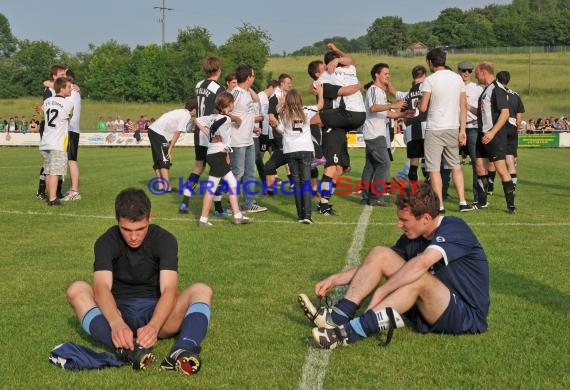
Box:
[0,52,568,130]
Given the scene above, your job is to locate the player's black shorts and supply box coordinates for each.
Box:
[148,129,171,169]
[505,124,518,157]
[206,152,231,178]
[406,139,424,159]
[263,148,287,175]
[322,128,350,168]
[476,129,507,162]
[193,130,208,161]
[67,131,80,161]
[319,109,366,132]
[259,134,270,152]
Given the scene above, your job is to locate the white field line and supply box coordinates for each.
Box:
[0,209,569,227]
[298,206,373,390]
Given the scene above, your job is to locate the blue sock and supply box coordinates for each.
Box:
[171,302,211,353]
[344,310,380,344]
[331,298,358,325]
[82,307,115,350]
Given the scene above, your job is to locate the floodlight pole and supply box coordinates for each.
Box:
[154,0,174,48]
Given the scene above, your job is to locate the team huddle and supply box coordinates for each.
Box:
[38,43,513,373]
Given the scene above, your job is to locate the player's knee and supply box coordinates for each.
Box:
[66,281,91,304]
[188,282,213,302]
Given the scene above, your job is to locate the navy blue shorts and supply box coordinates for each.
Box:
[406,292,487,334]
[115,298,158,331]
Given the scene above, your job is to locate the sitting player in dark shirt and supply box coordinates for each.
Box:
[67,188,212,374]
[298,183,489,349]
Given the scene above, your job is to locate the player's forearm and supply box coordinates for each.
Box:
[147,289,176,331]
[94,288,123,327]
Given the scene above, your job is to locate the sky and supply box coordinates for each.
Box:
[1,0,512,55]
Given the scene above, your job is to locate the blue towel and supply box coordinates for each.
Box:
[49,342,124,370]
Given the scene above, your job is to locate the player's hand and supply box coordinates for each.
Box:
[315,276,336,298]
[136,324,158,349]
[327,42,338,52]
[111,321,134,350]
[392,100,406,110]
[253,127,261,136]
[482,131,495,144]
[458,131,467,146]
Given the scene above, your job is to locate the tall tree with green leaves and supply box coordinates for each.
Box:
[0,13,17,58]
[84,40,132,100]
[10,40,62,96]
[219,23,271,88]
[367,16,408,54]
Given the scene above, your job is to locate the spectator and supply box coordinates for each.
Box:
[0,118,6,132]
[543,119,554,131]
[97,116,106,132]
[114,116,124,133]
[21,116,29,134]
[8,117,16,132]
[526,118,536,132]
[105,116,115,132]
[124,118,134,133]
[137,115,148,132]
[29,115,40,133]
[14,115,22,132]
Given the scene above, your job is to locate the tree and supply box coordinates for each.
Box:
[84,40,132,100]
[0,13,17,58]
[10,40,62,96]
[432,8,470,47]
[219,23,271,88]
[170,26,217,101]
[367,16,408,54]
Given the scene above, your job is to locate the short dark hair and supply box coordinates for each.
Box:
[395,183,439,219]
[49,64,66,78]
[324,50,340,65]
[278,73,292,85]
[412,65,427,79]
[266,80,279,89]
[426,48,447,67]
[225,72,236,84]
[215,91,235,113]
[53,77,70,93]
[185,98,197,112]
[496,70,511,86]
[307,60,323,80]
[203,56,221,77]
[115,188,151,221]
[65,69,76,82]
[370,63,389,81]
[235,64,253,83]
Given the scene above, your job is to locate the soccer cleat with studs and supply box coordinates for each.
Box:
[297,294,336,329]
[312,325,349,349]
[115,344,155,370]
[160,348,202,375]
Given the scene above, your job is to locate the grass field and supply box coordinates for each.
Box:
[0,145,568,389]
[1,52,569,131]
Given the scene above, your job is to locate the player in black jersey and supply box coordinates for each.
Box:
[67,188,212,374]
[179,57,225,214]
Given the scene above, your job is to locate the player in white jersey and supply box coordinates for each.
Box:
[40,77,74,206]
[62,69,82,201]
[229,65,267,213]
[36,64,67,201]
[361,63,413,207]
[419,48,473,213]
[148,104,193,193]
[195,92,252,226]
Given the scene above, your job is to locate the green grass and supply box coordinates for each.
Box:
[1,52,569,131]
[0,146,568,388]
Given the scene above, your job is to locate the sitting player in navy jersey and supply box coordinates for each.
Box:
[298,183,489,348]
[66,188,212,374]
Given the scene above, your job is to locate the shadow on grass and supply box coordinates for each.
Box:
[492,267,569,314]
